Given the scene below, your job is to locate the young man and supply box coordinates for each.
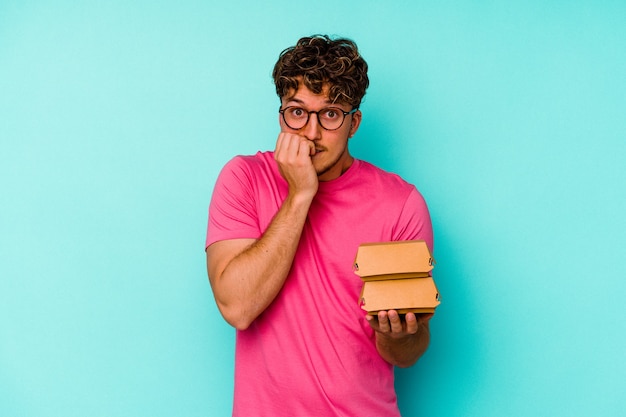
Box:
[206,35,434,416]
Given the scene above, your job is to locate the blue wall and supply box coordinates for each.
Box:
[1,1,624,416]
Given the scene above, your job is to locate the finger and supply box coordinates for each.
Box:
[277,133,311,161]
[275,133,299,163]
[305,140,316,156]
[275,132,293,160]
[387,310,403,333]
[280,133,299,154]
[297,138,315,158]
[365,314,379,331]
[377,311,390,333]
[404,312,419,334]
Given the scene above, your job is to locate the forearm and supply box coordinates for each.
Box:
[208,193,312,330]
[375,319,430,368]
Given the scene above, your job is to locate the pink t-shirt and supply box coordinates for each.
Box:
[206,151,433,417]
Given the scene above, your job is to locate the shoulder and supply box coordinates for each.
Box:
[223,151,275,171]
[219,151,278,181]
[356,159,416,192]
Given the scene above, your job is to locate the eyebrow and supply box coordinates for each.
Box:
[284,97,338,107]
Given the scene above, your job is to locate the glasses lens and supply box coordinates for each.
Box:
[283,107,308,129]
[318,108,344,130]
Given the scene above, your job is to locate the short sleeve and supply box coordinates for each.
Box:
[205,156,263,248]
[392,187,434,253]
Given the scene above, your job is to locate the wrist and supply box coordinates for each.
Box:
[286,186,317,206]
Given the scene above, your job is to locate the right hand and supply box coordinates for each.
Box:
[274,132,319,198]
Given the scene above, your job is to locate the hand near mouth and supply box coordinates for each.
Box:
[275,132,319,199]
[312,146,325,156]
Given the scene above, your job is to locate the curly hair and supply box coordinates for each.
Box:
[272,35,369,109]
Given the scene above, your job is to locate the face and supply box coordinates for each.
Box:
[279,83,361,182]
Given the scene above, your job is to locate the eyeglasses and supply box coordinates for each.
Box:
[279,106,357,131]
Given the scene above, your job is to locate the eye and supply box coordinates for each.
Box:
[321,108,341,120]
[288,107,306,118]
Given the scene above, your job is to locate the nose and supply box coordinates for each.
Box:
[301,112,322,141]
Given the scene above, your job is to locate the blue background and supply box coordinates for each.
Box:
[1,1,624,416]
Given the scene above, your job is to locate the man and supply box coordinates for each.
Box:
[206,35,434,416]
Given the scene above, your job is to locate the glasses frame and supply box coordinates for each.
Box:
[279,106,357,131]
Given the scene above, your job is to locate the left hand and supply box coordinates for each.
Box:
[366,310,433,339]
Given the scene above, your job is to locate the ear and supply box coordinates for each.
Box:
[349,109,362,137]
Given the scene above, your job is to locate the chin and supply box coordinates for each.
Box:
[314,150,346,180]
[316,163,339,180]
